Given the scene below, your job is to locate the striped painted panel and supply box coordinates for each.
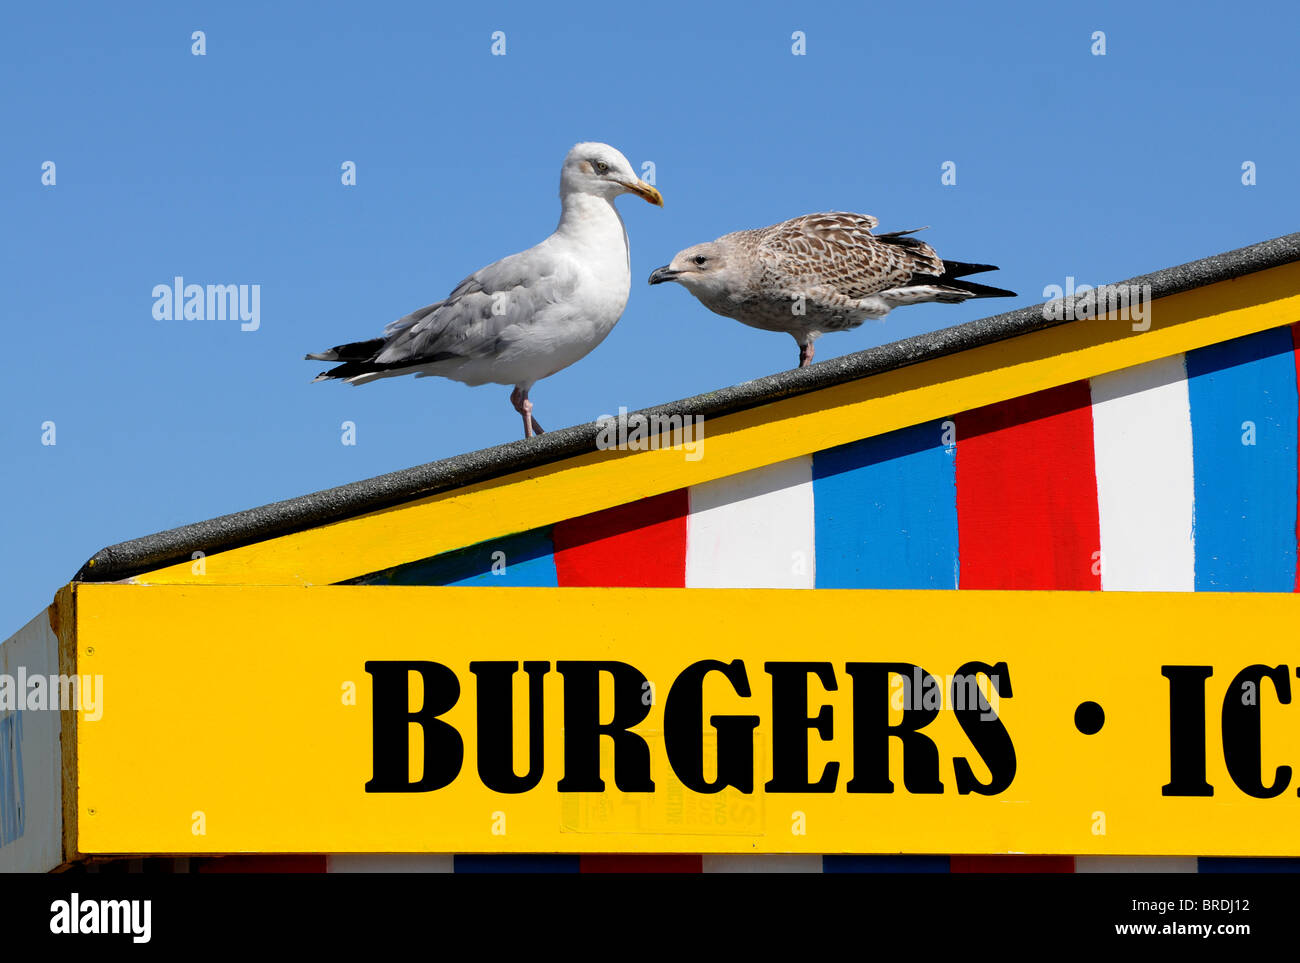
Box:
[824,855,952,873]
[358,327,1300,596]
[1090,355,1197,592]
[701,854,823,873]
[339,324,1300,874]
[812,421,958,589]
[954,381,1101,591]
[554,490,688,588]
[173,854,1300,873]
[351,527,557,587]
[1186,326,1299,591]
[687,458,815,588]
[327,854,454,873]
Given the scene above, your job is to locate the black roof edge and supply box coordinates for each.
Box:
[76,231,1300,583]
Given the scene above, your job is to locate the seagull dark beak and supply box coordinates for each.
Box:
[648,265,679,285]
[624,179,664,207]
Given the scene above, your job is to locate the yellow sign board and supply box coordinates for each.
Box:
[71,583,1300,856]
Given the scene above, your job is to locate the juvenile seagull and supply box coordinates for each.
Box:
[648,212,1014,367]
[307,143,663,438]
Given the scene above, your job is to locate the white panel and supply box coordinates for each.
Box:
[702,854,824,873]
[686,457,815,588]
[1090,356,1196,591]
[0,608,64,873]
[327,854,454,872]
[1075,856,1198,873]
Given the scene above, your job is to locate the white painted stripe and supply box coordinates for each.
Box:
[326,854,454,873]
[1090,355,1196,591]
[1075,856,1198,873]
[686,457,816,588]
[703,854,824,873]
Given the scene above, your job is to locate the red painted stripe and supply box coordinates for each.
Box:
[1292,323,1300,593]
[954,382,1098,874]
[580,855,702,873]
[554,494,688,870]
[553,490,689,587]
[956,382,1102,590]
[951,855,1075,874]
[195,855,328,873]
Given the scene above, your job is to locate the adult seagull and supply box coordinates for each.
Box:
[648,212,1013,368]
[307,143,663,437]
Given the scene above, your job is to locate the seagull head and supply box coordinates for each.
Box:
[648,240,733,297]
[561,142,663,206]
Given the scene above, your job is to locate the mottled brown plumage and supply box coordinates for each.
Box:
[749,212,943,299]
[649,211,1015,368]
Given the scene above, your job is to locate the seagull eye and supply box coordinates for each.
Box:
[693,255,708,266]
[594,160,609,173]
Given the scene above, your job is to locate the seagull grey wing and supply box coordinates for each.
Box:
[375,250,581,367]
[382,300,444,337]
[378,263,513,339]
[757,212,944,301]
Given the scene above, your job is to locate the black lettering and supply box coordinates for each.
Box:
[1222,664,1291,798]
[1162,665,1214,797]
[951,661,1015,795]
[556,661,654,792]
[364,660,462,792]
[664,659,759,793]
[764,662,838,792]
[845,662,943,794]
[469,661,549,793]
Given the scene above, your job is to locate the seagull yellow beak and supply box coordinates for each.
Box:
[624,179,664,207]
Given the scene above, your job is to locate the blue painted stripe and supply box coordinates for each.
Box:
[1198,857,1300,873]
[351,527,557,587]
[823,854,950,873]
[453,855,580,873]
[812,420,959,588]
[1186,327,1299,591]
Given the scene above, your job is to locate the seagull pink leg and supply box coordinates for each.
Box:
[510,386,531,438]
[510,386,545,439]
[798,341,815,368]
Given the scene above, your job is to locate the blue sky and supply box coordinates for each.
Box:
[2,1,1297,631]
